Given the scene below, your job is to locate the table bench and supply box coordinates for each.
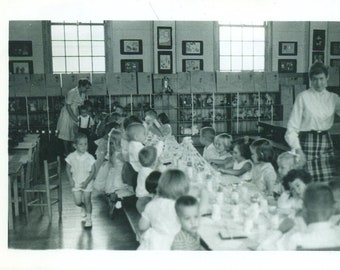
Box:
[122,201,142,242]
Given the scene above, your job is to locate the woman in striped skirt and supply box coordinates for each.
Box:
[285,62,340,182]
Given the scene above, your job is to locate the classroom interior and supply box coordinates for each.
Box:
[8,21,340,251]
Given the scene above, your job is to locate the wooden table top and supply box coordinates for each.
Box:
[8,154,25,175]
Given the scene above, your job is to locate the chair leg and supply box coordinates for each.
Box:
[39,193,44,215]
[46,192,52,223]
[24,192,29,224]
[58,187,62,217]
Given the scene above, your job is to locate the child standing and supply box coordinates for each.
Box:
[65,133,96,228]
[200,127,219,161]
[250,139,277,196]
[138,169,190,250]
[171,195,205,250]
[136,146,158,213]
[218,140,252,181]
[78,105,95,138]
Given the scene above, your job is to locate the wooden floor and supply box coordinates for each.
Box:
[8,168,139,250]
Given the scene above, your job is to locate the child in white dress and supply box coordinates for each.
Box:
[208,133,233,166]
[218,140,252,181]
[250,139,277,196]
[65,133,96,228]
[138,169,190,250]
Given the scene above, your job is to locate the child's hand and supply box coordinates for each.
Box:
[278,217,295,234]
[80,181,89,189]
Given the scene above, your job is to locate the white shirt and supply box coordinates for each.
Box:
[202,143,219,160]
[128,141,144,172]
[233,159,252,181]
[252,162,277,195]
[136,167,153,197]
[285,88,340,149]
[78,115,94,129]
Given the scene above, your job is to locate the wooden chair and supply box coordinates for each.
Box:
[24,156,62,223]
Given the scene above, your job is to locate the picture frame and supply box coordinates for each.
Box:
[9,40,33,56]
[9,60,34,74]
[330,42,340,55]
[278,59,297,73]
[157,27,172,49]
[182,59,203,72]
[182,41,203,55]
[312,52,325,63]
[158,51,172,74]
[313,29,326,51]
[279,41,297,56]
[120,39,143,54]
[330,59,340,67]
[120,59,143,72]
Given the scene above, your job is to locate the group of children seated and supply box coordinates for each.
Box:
[65,103,340,249]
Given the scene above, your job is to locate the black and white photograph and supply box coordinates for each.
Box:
[3,2,340,270]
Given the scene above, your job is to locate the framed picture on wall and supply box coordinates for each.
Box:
[330,59,340,67]
[313,29,326,51]
[182,41,203,55]
[120,39,143,54]
[157,27,172,49]
[312,52,325,63]
[330,42,340,55]
[9,60,33,74]
[120,59,143,72]
[278,41,297,56]
[182,59,203,72]
[9,41,33,56]
[158,51,172,74]
[278,59,297,73]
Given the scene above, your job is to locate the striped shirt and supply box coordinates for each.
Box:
[171,229,203,250]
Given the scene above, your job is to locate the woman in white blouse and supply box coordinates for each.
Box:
[285,62,340,182]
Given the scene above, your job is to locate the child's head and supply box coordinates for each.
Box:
[113,104,124,116]
[145,109,157,125]
[104,121,121,137]
[282,169,312,198]
[214,133,232,154]
[108,129,122,151]
[157,169,189,200]
[107,112,122,125]
[123,115,143,130]
[277,152,300,178]
[126,123,146,143]
[158,112,170,124]
[73,132,88,154]
[175,195,200,234]
[329,180,340,214]
[145,171,162,195]
[79,105,88,117]
[302,183,334,225]
[250,139,275,164]
[199,127,216,146]
[232,140,251,162]
[139,146,157,168]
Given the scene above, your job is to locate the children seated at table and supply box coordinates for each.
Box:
[208,133,233,165]
[171,195,205,250]
[274,151,301,197]
[218,140,252,181]
[144,109,163,138]
[136,146,158,214]
[138,169,190,250]
[157,112,172,137]
[200,127,219,161]
[250,139,277,196]
[277,169,312,213]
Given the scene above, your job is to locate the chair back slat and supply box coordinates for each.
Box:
[43,156,61,191]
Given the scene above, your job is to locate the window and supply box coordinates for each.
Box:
[51,21,105,73]
[219,22,266,72]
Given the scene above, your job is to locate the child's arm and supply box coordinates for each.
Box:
[218,162,251,176]
[208,156,233,166]
[80,163,96,189]
[66,164,75,188]
[138,216,151,232]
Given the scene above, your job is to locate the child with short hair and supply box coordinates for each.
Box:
[138,169,190,250]
[171,195,205,250]
[65,133,96,228]
[144,109,162,138]
[286,183,340,250]
[78,105,95,137]
[277,169,312,212]
[200,127,219,161]
[208,133,233,165]
[145,171,161,196]
[136,146,158,213]
[218,140,252,181]
[250,139,277,196]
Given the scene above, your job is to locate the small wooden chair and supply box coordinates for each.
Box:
[24,156,62,223]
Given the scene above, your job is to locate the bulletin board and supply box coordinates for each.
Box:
[12,74,31,97]
[177,72,191,93]
[90,73,107,96]
[241,72,255,92]
[30,74,46,97]
[254,72,266,93]
[137,72,153,94]
[190,71,215,93]
[45,74,62,96]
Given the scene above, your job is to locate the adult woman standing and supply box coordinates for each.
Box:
[57,78,91,156]
[285,62,340,182]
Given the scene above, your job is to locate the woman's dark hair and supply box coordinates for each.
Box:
[104,121,120,135]
[250,139,275,163]
[123,115,143,130]
[157,112,170,124]
[282,169,312,191]
[145,171,162,194]
[309,62,329,78]
[78,78,92,88]
[233,140,251,160]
